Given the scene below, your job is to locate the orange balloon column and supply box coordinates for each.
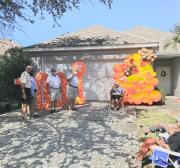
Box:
[57,72,68,107]
[35,72,51,110]
[113,49,161,105]
[72,61,86,105]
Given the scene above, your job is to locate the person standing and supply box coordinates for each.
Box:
[20,65,33,120]
[30,72,38,117]
[46,68,61,113]
[67,67,78,111]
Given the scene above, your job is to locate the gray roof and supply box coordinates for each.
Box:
[126,26,180,55]
[26,25,157,49]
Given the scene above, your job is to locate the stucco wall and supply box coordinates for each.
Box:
[172,58,180,97]
[154,59,172,68]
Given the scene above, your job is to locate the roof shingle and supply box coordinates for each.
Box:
[126,26,180,55]
[27,25,157,48]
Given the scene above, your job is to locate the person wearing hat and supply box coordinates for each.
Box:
[20,65,33,120]
[67,67,78,111]
[46,68,61,113]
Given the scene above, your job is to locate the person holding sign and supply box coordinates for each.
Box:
[67,67,78,111]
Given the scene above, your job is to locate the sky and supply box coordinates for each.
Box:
[4,0,180,46]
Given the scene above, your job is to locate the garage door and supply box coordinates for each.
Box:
[44,61,119,101]
[83,61,116,101]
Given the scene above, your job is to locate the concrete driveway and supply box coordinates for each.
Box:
[0,102,138,168]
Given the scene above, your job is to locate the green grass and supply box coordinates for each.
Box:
[136,109,177,140]
[137,109,177,127]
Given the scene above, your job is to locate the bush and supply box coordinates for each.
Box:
[0,47,36,103]
[0,101,21,114]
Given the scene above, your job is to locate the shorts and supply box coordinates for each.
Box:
[111,95,122,100]
[67,85,78,99]
[50,88,60,101]
[22,88,32,104]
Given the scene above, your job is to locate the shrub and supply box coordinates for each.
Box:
[0,47,36,102]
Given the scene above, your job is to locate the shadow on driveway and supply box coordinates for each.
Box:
[0,103,138,168]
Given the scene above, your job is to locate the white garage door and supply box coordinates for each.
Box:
[44,61,120,101]
[84,61,116,101]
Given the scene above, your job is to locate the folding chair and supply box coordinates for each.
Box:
[150,146,180,168]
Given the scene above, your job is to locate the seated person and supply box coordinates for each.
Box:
[136,124,180,167]
[110,83,124,110]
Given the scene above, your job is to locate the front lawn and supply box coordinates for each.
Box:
[136,109,177,139]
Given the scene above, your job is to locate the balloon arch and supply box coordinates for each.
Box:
[113,48,161,105]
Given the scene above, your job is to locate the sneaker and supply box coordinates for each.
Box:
[30,114,39,118]
[50,108,55,113]
[21,116,27,121]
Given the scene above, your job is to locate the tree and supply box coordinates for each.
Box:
[0,0,112,35]
[165,23,180,49]
[0,48,36,101]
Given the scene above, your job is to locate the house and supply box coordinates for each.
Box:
[24,25,180,100]
[0,39,19,57]
[126,26,180,98]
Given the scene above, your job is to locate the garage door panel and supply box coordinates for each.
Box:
[84,61,117,101]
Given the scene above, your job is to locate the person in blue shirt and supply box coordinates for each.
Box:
[67,68,78,111]
[29,72,38,117]
[110,83,124,110]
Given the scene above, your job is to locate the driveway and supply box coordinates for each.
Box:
[0,102,138,168]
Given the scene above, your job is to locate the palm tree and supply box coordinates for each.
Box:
[165,23,180,49]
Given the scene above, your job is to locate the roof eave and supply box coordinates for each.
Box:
[24,43,159,52]
[157,53,180,59]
